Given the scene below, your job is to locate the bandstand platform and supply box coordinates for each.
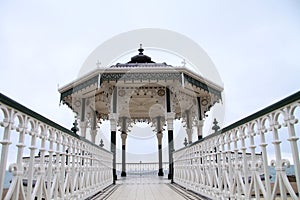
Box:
[89,175,206,200]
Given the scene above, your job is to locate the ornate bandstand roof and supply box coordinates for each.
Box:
[127,45,155,63]
[59,45,223,123]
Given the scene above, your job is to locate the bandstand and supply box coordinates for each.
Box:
[59,45,223,182]
[1,45,299,199]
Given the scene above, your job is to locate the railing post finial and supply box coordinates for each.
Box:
[212,118,220,133]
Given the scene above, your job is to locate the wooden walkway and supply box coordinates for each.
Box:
[106,176,187,200]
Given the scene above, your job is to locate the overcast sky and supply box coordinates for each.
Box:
[1,0,300,162]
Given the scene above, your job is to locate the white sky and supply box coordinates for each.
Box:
[1,0,300,162]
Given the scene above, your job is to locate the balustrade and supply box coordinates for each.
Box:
[116,162,169,176]
[173,91,300,199]
[0,93,113,199]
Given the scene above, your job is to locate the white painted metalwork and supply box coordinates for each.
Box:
[173,92,300,199]
[0,95,113,200]
[116,162,169,176]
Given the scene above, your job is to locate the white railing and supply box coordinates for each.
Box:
[0,93,113,200]
[173,91,300,199]
[116,162,169,176]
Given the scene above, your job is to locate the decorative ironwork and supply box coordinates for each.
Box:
[100,72,182,84]
[118,89,125,97]
[116,162,169,176]
[201,98,208,106]
[157,88,165,96]
[60,72,222,113]
[183,74,222,99]
[173,90,300,200]
[60,75,99,101]
[0,93,113,199]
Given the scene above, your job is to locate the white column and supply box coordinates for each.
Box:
[109,114,118,132]
[186,128,193,144]
[80,121,88,138]
[90,110,98,143]
[90,129,97,144]
[185,110,193,144]
[196,120,204,140]
[79,98,87,138]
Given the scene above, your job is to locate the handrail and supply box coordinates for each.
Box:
[173,90,300,199]
[0,93,79,139]
[0,93,113,199]
[175,90,300,153]
[116,162,169,176]
[116,161,169,165]
[222,90,300,133]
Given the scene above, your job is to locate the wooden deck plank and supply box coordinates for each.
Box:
[106,176,186,200]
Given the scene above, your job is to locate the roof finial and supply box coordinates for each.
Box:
[96,60,101,68]
[181,59,186,67]
[138,43,144,55]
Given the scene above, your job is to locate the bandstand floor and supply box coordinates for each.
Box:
[106,176,187,200]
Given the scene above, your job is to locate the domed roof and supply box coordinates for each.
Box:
[127,44,155,63]
[128,44,155,63]
[79,28,223,88]
[110,45,172,68]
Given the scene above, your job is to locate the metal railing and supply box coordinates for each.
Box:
[173,91,300,199]
[116,162,169,176]
[0,93,113,199]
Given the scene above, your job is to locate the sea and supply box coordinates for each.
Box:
[269,165,295,183]
[4,171,13,189]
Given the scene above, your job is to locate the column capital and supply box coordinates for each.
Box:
[121,132,127,144]
[121,132,127,139]
[166,112,175,130]
[91,129,97,135]
[79,120,88,127]
[166,112,175,120]
[196,119,204,126]
[157,132,163,144]
[109,113,119,121]
[119,117,132,133]
[109,114,118,132]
